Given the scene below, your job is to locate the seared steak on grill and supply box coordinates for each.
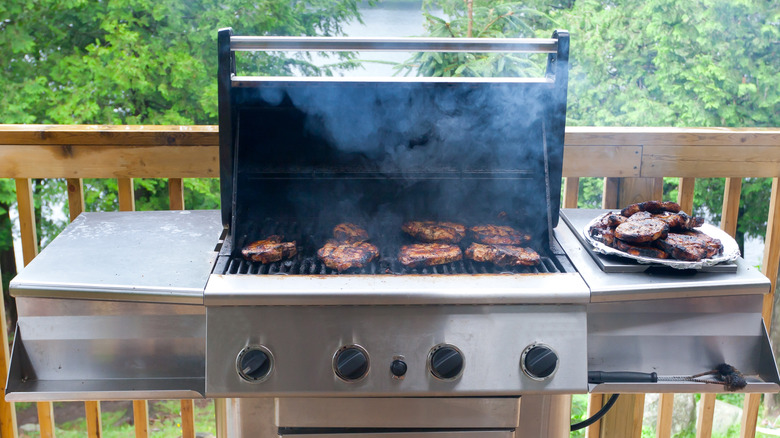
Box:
[333,223,369,243]
[402,221,466,243]
[613,239,669,259]
[465,243,540,266]
[621,201,681,217]
[317,240,379,272]
[469,225,531,245]
[242,235,297,263]
[614,219,669,244]
[398,243,462,268]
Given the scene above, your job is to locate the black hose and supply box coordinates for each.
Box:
[570,394,620,432]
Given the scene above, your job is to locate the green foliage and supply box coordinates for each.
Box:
[395,0,556,77]
[0,0,368,125]
[561,0,780,128]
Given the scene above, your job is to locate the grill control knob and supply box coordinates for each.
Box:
[390,359,408,378]
[521,344,559,380]
[429,345,464,380]
[334,345,369,381]
[236,346,273,383]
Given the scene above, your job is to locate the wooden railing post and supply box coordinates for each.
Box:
[133,400,148,438]
[118,178,135,212]
[563,177,580,209]
[677,178,695,214]
[169,178,185,211]
[656,394,674,438]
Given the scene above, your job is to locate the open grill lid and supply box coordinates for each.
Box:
[217,29,569,259]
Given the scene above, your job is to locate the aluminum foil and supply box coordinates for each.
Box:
[584,212,741,270]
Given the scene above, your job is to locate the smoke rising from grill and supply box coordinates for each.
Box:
[233,79,559,255]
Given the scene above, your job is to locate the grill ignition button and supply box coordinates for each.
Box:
[236,346,273,383]
[390,359,408,378]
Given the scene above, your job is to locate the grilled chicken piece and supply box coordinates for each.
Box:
[613,239,669,259]
[681,230,723,258]
[333,223,369,243]
[242,235,297,264]
[614,219,669,244]
[469,224,531,245]
[317,240,379,272]
[398,243,462,268]
[605,214,627,227]
[402,221,466,243]
[621,201,681,217]
[465,243,541,266]
[652,212,705,231]
[655,233,710,261]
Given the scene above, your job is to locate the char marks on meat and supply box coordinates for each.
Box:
[398,243,462,268]
[242,235,297,264]
[655,233,708,261]
[613,239,669,259]
[652,212,705,231]
[333,223,369,243]
[681,230,723,258]
[469,224,531,245]
[614,219,669,244]
[621,201,681,217]
[465,243,541,266]
[402,221,466,243]
[626,211,652,221]
[317,240,379,272]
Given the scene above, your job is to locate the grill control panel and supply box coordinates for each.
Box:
[207,304,586,397]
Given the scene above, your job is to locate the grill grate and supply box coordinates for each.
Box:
[220,252,562,276]
[216,219,566,276]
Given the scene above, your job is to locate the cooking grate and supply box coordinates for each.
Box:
[219,248,563,276]
[215,219,565,275]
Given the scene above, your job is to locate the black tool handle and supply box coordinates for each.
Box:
[588,371,658,384]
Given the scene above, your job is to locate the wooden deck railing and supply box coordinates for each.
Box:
[1,125,779,438]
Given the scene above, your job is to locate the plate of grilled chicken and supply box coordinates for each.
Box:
[585,201,740,269]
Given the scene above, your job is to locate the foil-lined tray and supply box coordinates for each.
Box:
[584,212,741,270]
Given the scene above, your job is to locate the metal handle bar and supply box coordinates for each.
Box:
[230,36,558,53]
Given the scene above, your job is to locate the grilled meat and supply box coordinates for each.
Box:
[242,235,297,264]
[465,243,541,266]
[613,239,669,259]
[402,221,466,243]
[317,240,379,272]
[614,219,669,244]
[652,212,705,231]
[398,243,462,268]
[626,211,652,221]
[333,223,369,243]
[655,233,709,261]
[469,224,531,245]
[682,230,723,258]
[621,201,681,217]
[590,225,616,247]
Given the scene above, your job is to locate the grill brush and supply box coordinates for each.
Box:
[588,363,747,392]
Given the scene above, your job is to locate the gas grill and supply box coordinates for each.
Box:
[6,30,779,438]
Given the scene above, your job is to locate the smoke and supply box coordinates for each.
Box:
[233,80,555,250]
